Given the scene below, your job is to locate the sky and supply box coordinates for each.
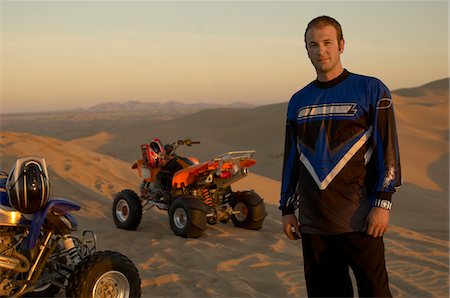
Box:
[1,0,448,114]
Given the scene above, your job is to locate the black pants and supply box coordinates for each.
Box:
[301,232,392,298]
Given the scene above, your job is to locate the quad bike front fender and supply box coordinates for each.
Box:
[132,159,160,182]
[28,198,80,249]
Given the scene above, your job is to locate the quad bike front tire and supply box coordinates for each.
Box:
[66,250,141,298]
[113,189,142,230]
[231,191,267,230]
[169,196,207,238]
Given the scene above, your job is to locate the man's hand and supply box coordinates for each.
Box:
[366,207,390,238]
[282,214,301,240]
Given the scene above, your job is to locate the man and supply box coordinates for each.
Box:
[280,16,401,297]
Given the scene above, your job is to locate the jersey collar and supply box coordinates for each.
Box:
[314,69,351,89]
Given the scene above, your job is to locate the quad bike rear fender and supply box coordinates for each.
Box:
[171,157,256,188]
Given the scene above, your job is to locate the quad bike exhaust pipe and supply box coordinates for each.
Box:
[0,252,30,272]
[218,168,249,189]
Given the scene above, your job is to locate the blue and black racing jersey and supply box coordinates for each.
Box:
[280,70,401,234]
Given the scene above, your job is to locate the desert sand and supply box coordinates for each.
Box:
[0,80,448,297]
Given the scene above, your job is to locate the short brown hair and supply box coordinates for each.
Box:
[304,15,343,45]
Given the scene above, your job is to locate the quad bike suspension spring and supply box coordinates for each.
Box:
[63,236,82,265]
[201,188,214,207]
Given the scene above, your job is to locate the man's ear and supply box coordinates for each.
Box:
[339,39,345,53]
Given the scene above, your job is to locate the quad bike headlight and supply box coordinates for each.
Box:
[0,208,21,225]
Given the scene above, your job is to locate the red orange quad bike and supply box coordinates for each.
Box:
[112,138,267,238]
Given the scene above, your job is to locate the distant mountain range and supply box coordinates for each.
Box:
[86,77,448,112]
[87,100,256,112]
[392,78,449,97]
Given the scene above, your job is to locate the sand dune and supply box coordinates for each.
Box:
[68,131,115,151]
[0,130,448,297]
[394,94,448,191]
[1,132,140,199]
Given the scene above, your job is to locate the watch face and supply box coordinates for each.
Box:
[378,200,391,210]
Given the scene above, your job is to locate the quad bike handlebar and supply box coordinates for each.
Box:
[166,139,200,157]
[175,139,200,147]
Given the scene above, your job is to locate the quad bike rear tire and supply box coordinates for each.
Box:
[230,191,267,230]
[113,189,142,230]
[169,196,207,238]
[66,250,141,298]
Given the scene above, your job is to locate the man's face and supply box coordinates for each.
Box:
[305,24,344,77]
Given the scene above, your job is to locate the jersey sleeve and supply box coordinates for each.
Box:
[279,99,300,215]
[371,82,402,202]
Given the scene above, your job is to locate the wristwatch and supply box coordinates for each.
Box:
[374,199,392,211]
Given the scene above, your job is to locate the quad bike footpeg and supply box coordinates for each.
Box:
[147,200,169,210]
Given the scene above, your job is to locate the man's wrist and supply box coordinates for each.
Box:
[280,205,296,216]
[373,199,392,211]
[377,191,392,202]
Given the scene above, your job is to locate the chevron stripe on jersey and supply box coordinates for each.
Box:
[298,126,373,190]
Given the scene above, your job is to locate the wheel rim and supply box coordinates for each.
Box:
[92,270,130,298]
[32,283,51,292]
[173,207,188,229]
[234,202,248,222]
[115,199,129,222]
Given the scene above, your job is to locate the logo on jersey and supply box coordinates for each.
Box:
[297,103,357,120]
[376,98,392,110]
